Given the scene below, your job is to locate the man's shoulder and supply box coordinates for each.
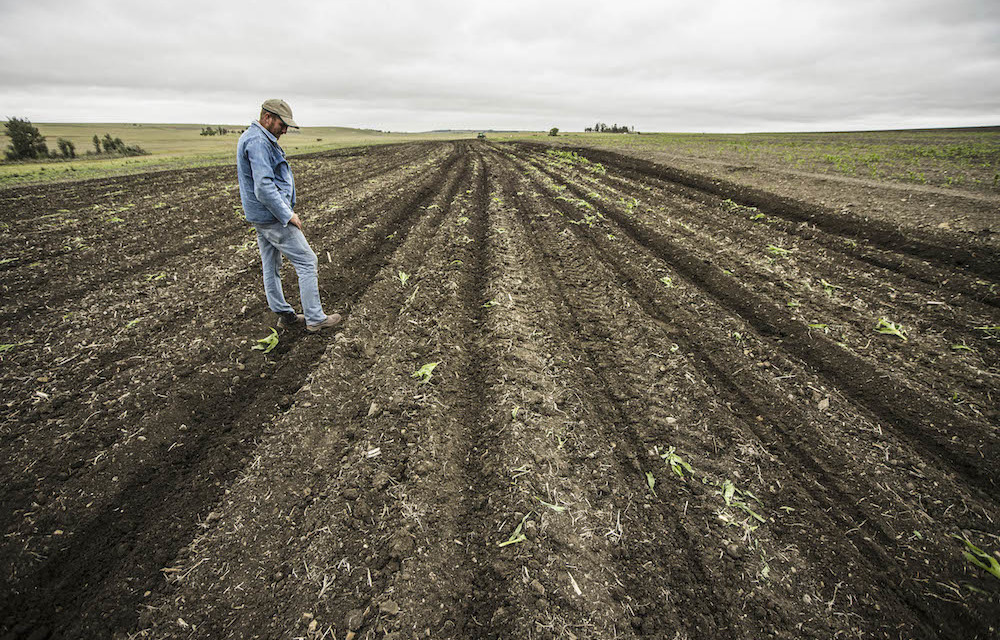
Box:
[238,126,269,153]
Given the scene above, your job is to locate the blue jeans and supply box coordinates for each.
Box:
[253,222,328,325]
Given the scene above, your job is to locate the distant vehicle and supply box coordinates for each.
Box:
[477,132,486,139]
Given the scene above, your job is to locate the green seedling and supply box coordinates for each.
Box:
[766,245,792,258]
[535,497,567,512]
[457,216,469,225]
[251,328,279,354]
[786,300,800,308]
[498,514,530,547]
[482,299,497,308]
[412,362,439,383]
[511,406,520,419]
[144,272,166,282]
[398,271,410,287]
[125,318,143,330]
[645,471,656,495]
[820,279,842,294]
[719,479,766,523]
[0,340,33,353]
[876,318,908,341]
[656,446,694,479]
[0,257,18,266]
[607,234,617,241]
[951,344,973,352]
[951,535,1000,581]
[749,213,766,221]
[974,326,1000,341]
[659,276,674,287]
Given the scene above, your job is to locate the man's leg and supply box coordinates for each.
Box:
[255,223,327,325]
[254,225,295,315]
[279,226,327,325]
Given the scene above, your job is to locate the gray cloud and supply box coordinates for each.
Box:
[1,0,998,131]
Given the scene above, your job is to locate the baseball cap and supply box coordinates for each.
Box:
[261,98,299,128]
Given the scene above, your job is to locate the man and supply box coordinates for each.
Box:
[237,99,341,332]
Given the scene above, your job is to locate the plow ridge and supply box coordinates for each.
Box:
[522,142,1000,283]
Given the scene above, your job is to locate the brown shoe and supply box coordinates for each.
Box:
[306,313,342,332]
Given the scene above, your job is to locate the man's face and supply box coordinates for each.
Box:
[261,111,288,139]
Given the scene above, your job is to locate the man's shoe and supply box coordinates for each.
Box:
[306,313,342,333]
[277,311,305,328]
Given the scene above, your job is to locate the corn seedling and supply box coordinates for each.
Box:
[875,318,908,341]
[511,406,520,419]
[607,234,617,241]
[412,362,439,383]
[482,299,497,308]
[808,323,829,330]
[252,328,279,354]
[125,318,143,330]
[535,497,567,512]
[645,471,656,495]
[398,271,410,287]
[457,216,470,225]
[144,272,166,282]
[820,279,843,294]
[656,446,694,479]
[0,340,32,354]
[786,300,800,308]
[719,479,765,524]
[974,325,1000,341]
[498,514,530,547]
[951,343,973,352]
[749,213,766,221]
[951,535,1000,581]
[0,257,18,266]
[766,245,792,258]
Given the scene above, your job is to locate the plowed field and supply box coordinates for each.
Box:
[1,141,997,639]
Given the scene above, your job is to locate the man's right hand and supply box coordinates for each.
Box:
[288,213,302,229]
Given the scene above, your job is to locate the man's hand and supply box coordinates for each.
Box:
[288,213,302,229]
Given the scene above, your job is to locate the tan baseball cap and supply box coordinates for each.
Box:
[261,98,299,128]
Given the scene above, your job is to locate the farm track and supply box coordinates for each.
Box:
[0,141,997,639]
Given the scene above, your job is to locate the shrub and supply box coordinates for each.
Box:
[56,138,76,158]
[549,127,559,137]
[4,117,48,160]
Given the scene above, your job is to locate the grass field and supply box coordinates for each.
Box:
[0,123,478,187]
[515,127,1000,193]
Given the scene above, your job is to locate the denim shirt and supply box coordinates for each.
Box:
[237,120,296,226]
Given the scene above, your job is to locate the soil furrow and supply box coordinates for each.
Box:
[523,143,1000,283]
[0,143,466,638]
[501,147,995,637]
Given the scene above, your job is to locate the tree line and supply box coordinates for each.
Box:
[584,123,636,133]
[3,117,147,161]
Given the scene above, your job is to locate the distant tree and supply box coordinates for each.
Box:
[92,134,101,154]
[4,117,49,160]
[549,127,559,137]
[56,138,76,158]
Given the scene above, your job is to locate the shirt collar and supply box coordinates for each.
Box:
[250,119,278,144]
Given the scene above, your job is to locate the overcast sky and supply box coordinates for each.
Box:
[1,0,998,132]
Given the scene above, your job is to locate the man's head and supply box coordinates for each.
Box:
[259,98,298,139]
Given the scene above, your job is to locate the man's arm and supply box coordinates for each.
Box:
[245,138,295,226]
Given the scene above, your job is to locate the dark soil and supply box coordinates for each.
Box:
[1,141,997,640]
